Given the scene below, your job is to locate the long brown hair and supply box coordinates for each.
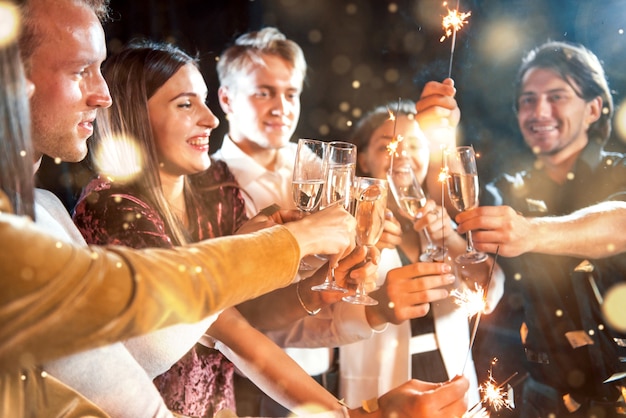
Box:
[94,40,199,245]
[0,37,35,219]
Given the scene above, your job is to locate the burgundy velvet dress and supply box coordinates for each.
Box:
[73,160,248,418]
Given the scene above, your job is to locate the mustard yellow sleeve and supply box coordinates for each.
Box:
[0,194,299,370]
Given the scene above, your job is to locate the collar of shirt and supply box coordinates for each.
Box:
[212,134,298,215]
[579,138,604,172]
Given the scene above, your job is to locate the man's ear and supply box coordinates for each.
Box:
[217,86,232,114]
[585,96,602,126]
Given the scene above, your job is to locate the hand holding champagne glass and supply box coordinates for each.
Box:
[342,176,387,305]
[311,141,356,293]
[292,138,328,270]
[292,138,327,213]
[445,146,488,264]
[387,162,448,262]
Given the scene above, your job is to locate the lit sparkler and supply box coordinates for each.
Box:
[480,367,518,412]
[465,361,518,416]
[440,1,472,78]
[453,247,500,374]
[385,98,403,170]
[451,283,486,318]
[463,403,490,418]
[438,149,450,247]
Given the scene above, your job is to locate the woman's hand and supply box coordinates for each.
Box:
[372,375,470,418]
[365,261,456,327]
[236,205,356,259]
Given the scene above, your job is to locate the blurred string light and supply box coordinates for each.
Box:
[0,1,20,48]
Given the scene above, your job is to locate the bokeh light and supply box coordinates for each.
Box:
[0,1,20,48]
[603,282,626,332]
[92,134,143,182]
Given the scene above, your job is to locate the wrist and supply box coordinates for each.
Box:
[296,279,321,316]
[364,289,390,328]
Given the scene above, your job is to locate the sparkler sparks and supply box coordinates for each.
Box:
[465,361,518,417]
[479,367,517,412]
[480,376,509,411]
[438,164,449,184]
[451,284,486,318]
[385,133,403,157]
[440,7,472,42]
[454,247,500,374]
[385,98,404,169]
[440,1,472,78]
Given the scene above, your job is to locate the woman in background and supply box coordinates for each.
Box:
[339,98,505,408]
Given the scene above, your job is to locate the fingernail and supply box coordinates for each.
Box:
[445,274,456,283]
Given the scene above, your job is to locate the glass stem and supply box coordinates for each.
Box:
[466,230,476,254]
[422,228,436,251]
[327,264,335,285]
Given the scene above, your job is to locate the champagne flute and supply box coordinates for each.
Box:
[445,146,488,265]
[342,176,387,306]
[292,138,327,270]
[311,141,356,293]
[387,162,448,262]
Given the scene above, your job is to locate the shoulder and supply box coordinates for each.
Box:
[482,169,532,206]
[486,169,532,191]
[34,188,67,213]
[194,159,238,185]
[75,178,150,216]
[600,149,626,166]
[73,179,158,232]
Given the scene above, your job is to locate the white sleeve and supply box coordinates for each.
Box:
[265,302,387,348]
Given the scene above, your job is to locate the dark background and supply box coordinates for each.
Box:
[41,0,626,208]
[37,1,626,415]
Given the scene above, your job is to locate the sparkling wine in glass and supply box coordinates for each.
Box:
[445,146,488,265]
[387,162,448,262]
[292,138,326,213]
[292,138,327,271]
[342,176,387,305]
[311,141,356,293]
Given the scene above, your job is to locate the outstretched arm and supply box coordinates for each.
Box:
[211,308,470,418]
[456,201,626,258]
[209,307,341,413]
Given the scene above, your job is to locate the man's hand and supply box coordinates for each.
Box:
[235,206,304,235]
[237,205,356,259]
[456,205,534,257]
